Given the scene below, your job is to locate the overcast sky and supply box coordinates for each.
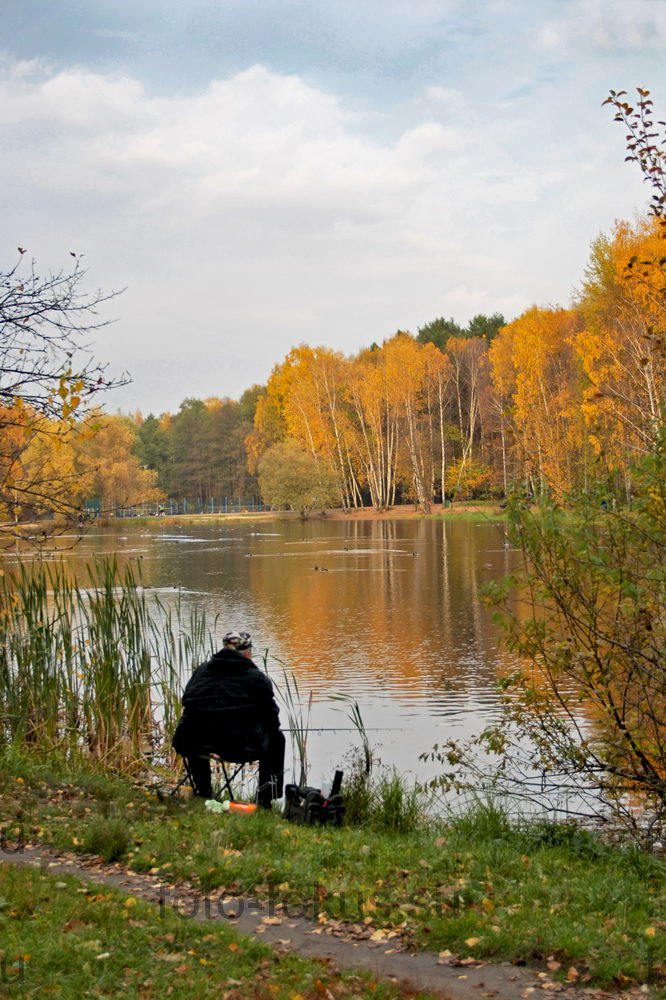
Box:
[2,1,665,415]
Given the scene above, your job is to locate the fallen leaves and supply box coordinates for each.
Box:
[368,927,398,942]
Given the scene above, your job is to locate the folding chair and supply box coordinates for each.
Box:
[168,753,257,802]
[212,755,254,802]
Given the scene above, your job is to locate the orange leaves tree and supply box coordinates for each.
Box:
[488,307,586,497]
[74,412,163,513]
[251,333,481,512]
[254,346,363,510]
[0,251,126,544]
[575,219,665,483]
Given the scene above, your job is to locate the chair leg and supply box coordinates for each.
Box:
[210,757,249,801]
[165,758,198,799]
[220,761,235,801]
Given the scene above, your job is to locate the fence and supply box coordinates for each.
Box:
[114,497,266,518]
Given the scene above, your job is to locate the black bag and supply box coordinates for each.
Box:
[283,770,345,826]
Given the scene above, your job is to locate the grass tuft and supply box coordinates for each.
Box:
[82,813,131,862]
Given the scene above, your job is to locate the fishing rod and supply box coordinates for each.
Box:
[282,727,407,733]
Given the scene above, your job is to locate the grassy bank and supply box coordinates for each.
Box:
[1,748,664,993]
[107,500,507,526]
[0,863,432,1000]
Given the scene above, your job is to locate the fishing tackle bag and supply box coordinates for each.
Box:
[282,770,345,826]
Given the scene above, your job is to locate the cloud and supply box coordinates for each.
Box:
[537,0,666,54]
[0,57,652,413]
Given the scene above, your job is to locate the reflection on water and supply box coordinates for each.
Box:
[10,517,519,785]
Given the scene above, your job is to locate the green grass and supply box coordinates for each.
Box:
[0,863,432,999]
[1,750,664,992]
[425,509,507,521]
[341,760,428,833]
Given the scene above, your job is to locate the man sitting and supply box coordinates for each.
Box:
[172,631,285,808]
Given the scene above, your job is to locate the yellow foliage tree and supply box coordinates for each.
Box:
[75,413,163,512]
[575,218,665,484]
[489,307,584,496]
[0,252,126,544]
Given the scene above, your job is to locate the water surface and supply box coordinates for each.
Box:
[28,517,520,787]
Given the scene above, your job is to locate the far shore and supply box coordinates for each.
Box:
[0,501,507,541]
[135,500,507,525]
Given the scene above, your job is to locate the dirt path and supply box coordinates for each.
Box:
[1,845,632,1000]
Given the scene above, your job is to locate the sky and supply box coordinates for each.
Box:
[2,0,665,415]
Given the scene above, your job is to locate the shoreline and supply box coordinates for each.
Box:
[129,501,507,527]
[0,502,507,538]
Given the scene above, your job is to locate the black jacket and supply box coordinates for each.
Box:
[172,648,281,761]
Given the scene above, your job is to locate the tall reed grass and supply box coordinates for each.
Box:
[0,558,216,773]
[278,669,313,787]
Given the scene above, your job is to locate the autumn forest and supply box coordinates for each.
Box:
[6,213,660,522]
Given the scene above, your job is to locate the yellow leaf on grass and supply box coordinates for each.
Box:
[645,927,656,937]
[465,937,480,947]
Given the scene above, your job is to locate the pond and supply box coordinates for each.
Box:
[41,515,519,789]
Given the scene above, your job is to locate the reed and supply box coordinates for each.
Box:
[330,693,373,774]
[275,668,313,787]
[0,557,215,774]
